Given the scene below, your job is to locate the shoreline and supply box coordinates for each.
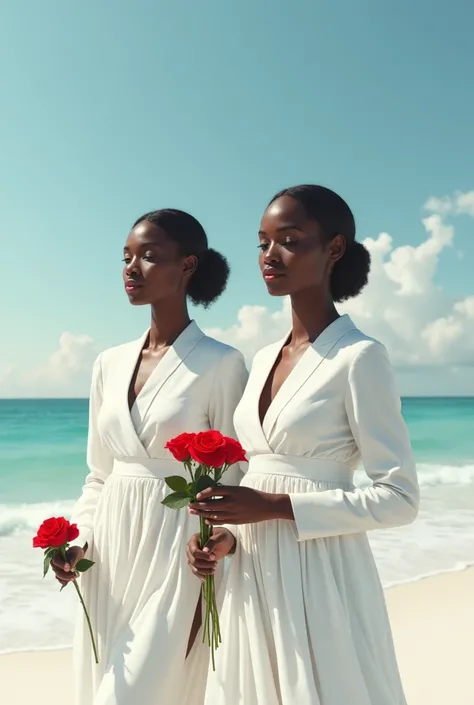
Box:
[2,560,473,658]
[2,568,473,705]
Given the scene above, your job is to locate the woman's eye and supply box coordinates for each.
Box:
[283,239,298,248]
[122,258,131,264]
[257,243,269,251]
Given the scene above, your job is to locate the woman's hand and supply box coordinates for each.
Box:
[188,485,294,526]
[186,528,236,581]
[50,545,85,585]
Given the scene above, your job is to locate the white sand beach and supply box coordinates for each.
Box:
[1,569,473,705]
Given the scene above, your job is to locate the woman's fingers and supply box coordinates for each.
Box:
[50,553,78,582]
[188,497,237,520]
[50,553,66,569]
[189,506,231,518]
[50,554,69,581]
[54,568,77,582]
[186,545,216,564]
[203,517,231,526]
[190,547,216,561]
[195,486,234,501]
[186,534,218,579]
[189,509,235,525]
[190,562,216,576]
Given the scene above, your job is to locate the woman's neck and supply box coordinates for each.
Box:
[289,290,339,346]
[148,301,191,350]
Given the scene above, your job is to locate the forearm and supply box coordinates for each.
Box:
[266,492,295,521]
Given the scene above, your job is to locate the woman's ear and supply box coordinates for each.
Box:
[328,234,346,265]
[182,254,198,281]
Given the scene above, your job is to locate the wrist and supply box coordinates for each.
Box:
[267,493,294,521]
[216,527,237,555]
[227,532,237,555]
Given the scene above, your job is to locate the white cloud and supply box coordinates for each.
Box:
[205,298,292,360]
[0,333,98,398]
[425,190,474,218]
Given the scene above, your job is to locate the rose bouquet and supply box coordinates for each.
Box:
[33,516,99,664]
[162,430,246,669]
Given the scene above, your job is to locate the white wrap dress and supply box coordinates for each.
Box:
[206,315,419,705]
[70,321,248,705]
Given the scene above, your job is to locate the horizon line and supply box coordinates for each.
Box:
[1,395,474,401]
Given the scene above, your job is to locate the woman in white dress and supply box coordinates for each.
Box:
[50,209,248,705]
[187,185,419,705]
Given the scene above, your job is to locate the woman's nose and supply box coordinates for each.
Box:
[125,258,140,275]
[263,242,281,264]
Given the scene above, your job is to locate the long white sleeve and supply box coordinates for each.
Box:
[290,342,419,541]
[208,348,249,487]
[70,354,114,548]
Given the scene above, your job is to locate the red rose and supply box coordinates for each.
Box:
[189,430,228,468]
[33,517,80,549]
[224,437,247,465]
[165,432,196,462]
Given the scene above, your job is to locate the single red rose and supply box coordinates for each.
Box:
[165,432,196,462]
[189,430,227,468]
[33,517,79,549]
[224,437,247,465]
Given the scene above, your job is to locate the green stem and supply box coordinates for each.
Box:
[60,545,98,664]
[198,519,222,669]
[72,579,99,664]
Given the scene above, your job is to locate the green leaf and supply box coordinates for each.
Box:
[196,475,217,494]
[161,491,191,510]
[75,558,95,573]
[164,475,188,492]
[194,465,203,483]
[43,553,52,578]
[59,582,68,592]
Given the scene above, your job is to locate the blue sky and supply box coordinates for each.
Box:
[1,1,473,396]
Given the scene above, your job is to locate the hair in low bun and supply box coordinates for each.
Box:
[187,248,230,308]
[133,209,229,308]
[268,185,371,301]
[331,241,371,302]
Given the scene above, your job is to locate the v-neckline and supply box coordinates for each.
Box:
[257,334,312,429]
[256,315,355,437]
[127,331,169,413]
[126,320,195,413]
[117,320,205,460]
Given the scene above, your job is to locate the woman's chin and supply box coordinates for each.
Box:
[264,280,290,297]
[126,292,149,306]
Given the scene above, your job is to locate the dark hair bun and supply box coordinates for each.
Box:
[331,241,371,302]
[187,248,230,308]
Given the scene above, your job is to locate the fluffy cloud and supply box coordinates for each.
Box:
[424,190,474,218]
[1,333,98,398]
[205,298,293,361]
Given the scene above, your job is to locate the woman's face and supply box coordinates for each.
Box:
[258,195,344,298]
[122,221,196,306]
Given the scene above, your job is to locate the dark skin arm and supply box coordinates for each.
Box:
[188,485,295,526]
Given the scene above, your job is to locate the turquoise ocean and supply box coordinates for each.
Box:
[1,397,474,654]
